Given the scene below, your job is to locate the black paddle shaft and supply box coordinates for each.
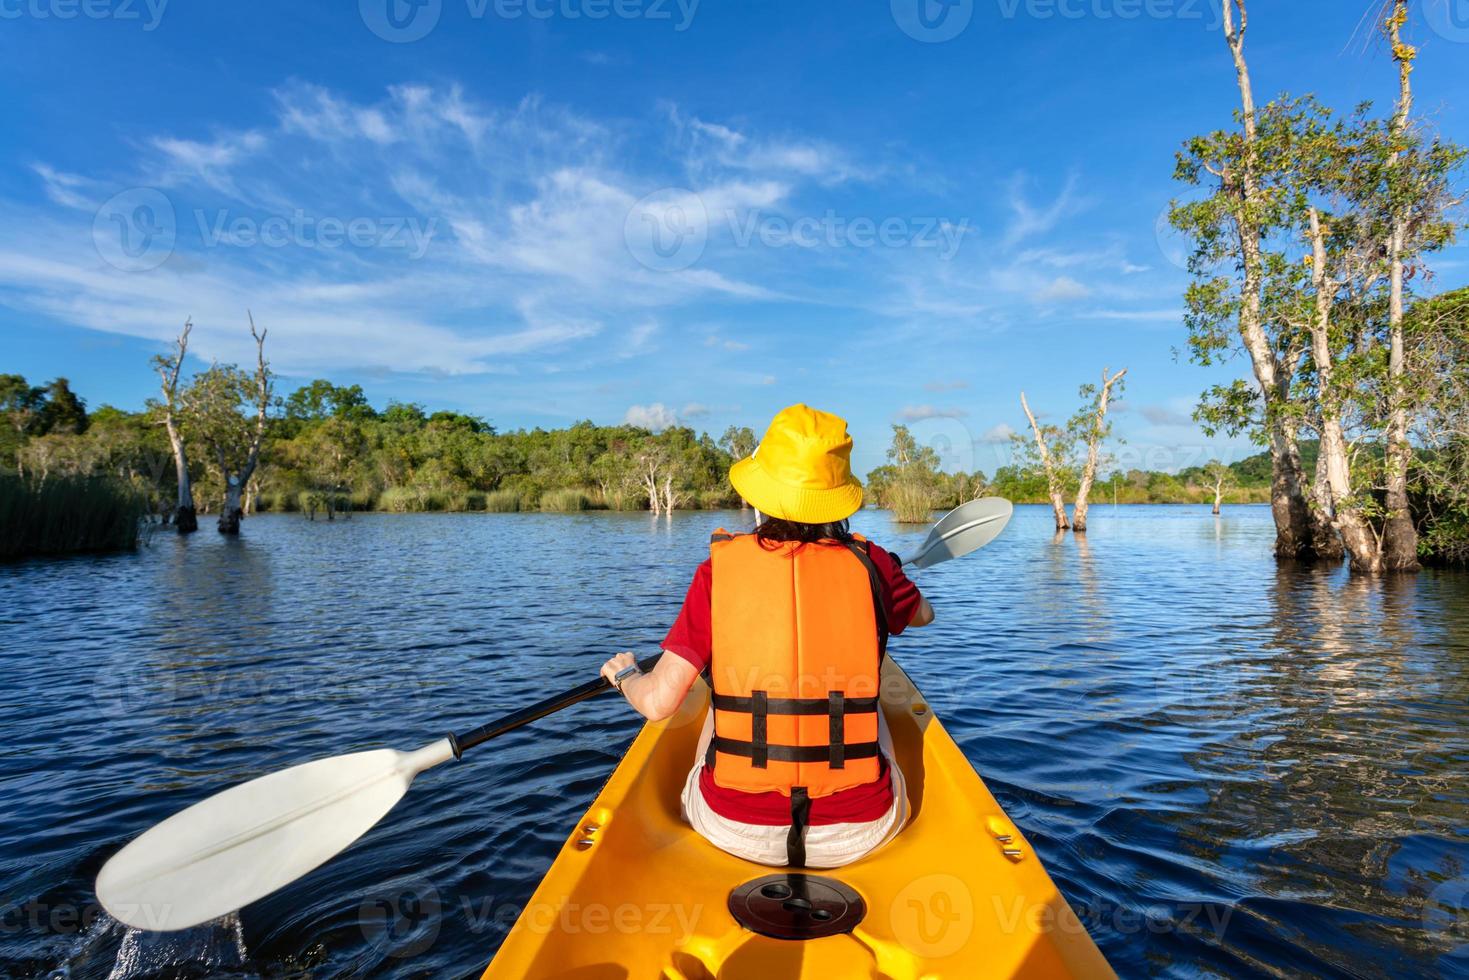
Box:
[447,653,664,759]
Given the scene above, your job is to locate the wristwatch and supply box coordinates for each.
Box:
[612,663,642,691]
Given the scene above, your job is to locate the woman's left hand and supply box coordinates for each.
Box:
[601,652,637,687]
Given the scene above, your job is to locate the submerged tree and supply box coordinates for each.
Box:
[1203,459,1234,515]
[151,319,198,532]
[1069,367,1126,533]
[185,315,273,534]
[1018,392,1074,531]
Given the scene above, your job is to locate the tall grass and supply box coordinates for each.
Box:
[0,474,146,559]
[884,479,936,524]
[484,489,521,512]
[540,488,592,512]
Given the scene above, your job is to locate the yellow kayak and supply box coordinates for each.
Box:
[483,660,1114,979]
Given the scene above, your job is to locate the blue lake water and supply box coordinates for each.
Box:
[1,505,1466,978]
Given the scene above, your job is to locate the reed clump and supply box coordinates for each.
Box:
[484,489,521,512]
[0,474,146,559]
[884,479,936,524]
[539,488,592,512]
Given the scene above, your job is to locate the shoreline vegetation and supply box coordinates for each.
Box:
[2,367,1286,562]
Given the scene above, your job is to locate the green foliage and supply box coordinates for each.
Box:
[0,474,145,558]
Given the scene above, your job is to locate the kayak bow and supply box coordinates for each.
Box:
[482,659,1113,979]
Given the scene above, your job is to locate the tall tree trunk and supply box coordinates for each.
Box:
[218,315,271,535]
[1020,392,1069,531]
[1381,0,1420,571]
[1307,208,1382,573]
[156,319,198,533]
[1221,0,1316,562]
[1309,447,1345,560]
[219,475,245,534]
[1212,476,1224,515]
[1071,367,1126,533]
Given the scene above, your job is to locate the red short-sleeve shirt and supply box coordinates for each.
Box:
[661,540,924,826]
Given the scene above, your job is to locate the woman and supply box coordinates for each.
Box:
[600,404,934,868]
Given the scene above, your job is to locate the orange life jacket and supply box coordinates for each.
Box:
[706,530,889,806]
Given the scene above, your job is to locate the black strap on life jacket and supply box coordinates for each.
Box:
[843,539,890,658]
[706,534,888,775]
[787,786,811,867]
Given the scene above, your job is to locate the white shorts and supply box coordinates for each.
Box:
[679,708,909,869]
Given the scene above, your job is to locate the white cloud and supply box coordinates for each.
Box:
[1140,404,1195,427]
[151,131,267,194]
[923,379,969,393]
[31,165,90,210]
[1079,308,1183,322]
[625,403,680,430]
[1034,276,1091,303]
[681,402,710,419]
[979,423,1016,443]
[896,405,968,422]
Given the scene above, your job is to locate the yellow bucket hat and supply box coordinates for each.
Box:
[729,404,864,523]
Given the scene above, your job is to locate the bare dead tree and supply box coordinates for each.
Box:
[214,314,272,534]
[1020,391,1070,531]
[152,318,198,533]
[1070,367,1127,533]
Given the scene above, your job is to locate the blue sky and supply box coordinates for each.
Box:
[2,0,1466,477]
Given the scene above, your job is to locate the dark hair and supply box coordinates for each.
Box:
[754,516,854,548]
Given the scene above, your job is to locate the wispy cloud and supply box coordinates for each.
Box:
[1003,173,1082,247]
[896,405,967,422]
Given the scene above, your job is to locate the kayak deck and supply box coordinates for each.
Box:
[482,660,1114,979]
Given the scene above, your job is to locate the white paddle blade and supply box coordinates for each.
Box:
[97,738,454,932]
[903,497,1014,568]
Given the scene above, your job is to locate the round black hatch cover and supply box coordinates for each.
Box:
[728,873,867,940]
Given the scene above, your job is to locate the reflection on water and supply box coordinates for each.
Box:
[1,506,1466,978]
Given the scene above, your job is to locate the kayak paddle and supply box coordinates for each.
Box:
[95,497,1013,932]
